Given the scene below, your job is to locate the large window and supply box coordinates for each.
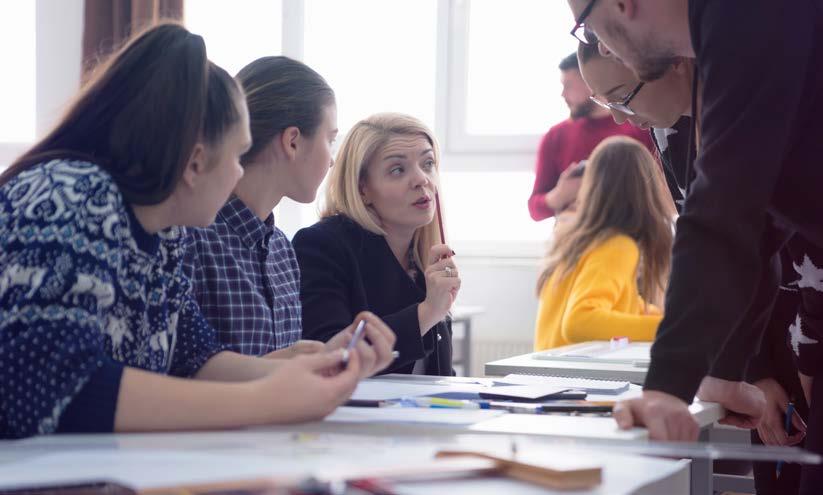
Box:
[463,1,577,137]
[441,171,551,251]
[303,0,437,136]
[446,0,577,153]
[0,2,36,143]
[185,0,572,251]
[186,0,283,76]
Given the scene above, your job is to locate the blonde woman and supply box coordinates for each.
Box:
[534,136,675,351]
[293,113,459,376]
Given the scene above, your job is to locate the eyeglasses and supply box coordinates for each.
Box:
[589,82,645,116]
[570,0,599,45]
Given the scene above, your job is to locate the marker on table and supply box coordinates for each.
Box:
[776,401,795,477]
[345,399,393,408]
[399,397,490,410]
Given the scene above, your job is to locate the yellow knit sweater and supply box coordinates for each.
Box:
[534,234,662,351]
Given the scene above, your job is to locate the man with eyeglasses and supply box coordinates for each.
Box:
[527,52,652,222]
[564,0,823,489]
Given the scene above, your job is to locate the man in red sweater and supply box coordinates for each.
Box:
[528,52,653,221]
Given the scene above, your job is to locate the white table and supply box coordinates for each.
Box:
[485,342,650,384]
[484,344,750,494]
[0,430,691,495]
[334,374,724,495]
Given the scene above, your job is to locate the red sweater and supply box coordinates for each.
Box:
[528,116,654,221]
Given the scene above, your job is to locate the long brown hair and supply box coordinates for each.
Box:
[235,56,335,166]
[0,23,242,205]
[537,136,675,306]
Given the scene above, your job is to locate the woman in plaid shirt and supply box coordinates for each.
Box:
[184,57,396,365]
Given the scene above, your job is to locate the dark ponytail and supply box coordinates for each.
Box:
[1,23,242,205]
[235,56,335,165]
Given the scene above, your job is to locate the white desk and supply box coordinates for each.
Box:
[0,430,691,495]
[484,344,749,495]
[485,342,650,384]
[338,374,723,495]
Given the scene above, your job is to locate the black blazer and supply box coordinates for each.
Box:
[293,215,453,376]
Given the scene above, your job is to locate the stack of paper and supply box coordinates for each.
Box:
[497,374,630,395]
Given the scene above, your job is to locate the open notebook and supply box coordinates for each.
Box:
[497,374,630,395]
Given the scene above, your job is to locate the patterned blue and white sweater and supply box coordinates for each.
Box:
[0,159,225,439]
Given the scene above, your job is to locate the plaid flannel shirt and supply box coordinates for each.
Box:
[183,196,302,355]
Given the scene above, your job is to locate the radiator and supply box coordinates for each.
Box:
[462,339,532,377]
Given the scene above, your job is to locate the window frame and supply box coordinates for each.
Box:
[443,0,548,155]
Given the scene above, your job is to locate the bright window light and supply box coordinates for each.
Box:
[0,2,35,142]
[303,0,437,137]
[465,0,577,135]
[440,171,552,242]
[185,0,282,76]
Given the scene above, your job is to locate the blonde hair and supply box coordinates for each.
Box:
[322,113,443,270]
[537,136,675,306]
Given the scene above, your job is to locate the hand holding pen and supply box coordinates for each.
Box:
[776,402,795,478]
[324,312,398,378]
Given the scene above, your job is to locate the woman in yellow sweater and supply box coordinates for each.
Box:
[534,136,676,350]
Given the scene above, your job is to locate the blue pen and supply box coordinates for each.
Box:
[776,401,795,477]
[398,397,491,409]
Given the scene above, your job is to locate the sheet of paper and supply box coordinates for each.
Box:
[351,379,488,401]
[597,344,651,362]
[497,374,630,394]
[326,406,505,425]
[470,413,647,441]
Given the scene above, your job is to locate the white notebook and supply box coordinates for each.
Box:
[497,374,630,395]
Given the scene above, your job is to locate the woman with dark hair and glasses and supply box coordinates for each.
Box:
[577,40,694,210]
[0,23,390,439]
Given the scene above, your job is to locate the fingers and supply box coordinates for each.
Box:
[331,347,361,390]
[292,340,326,356]
[361,326,395,376]
[719,413,760,431]
[791,409,808,434]
[351,312,396,376]
[613,400,638,430]
[427,256,458,275]
[300,349,347,372]
[757,424,780,446]
[356,311,397,348]
[666,411,699,441]
[428,244,455,264]
[354,339,377,378]
[788,430,807,446]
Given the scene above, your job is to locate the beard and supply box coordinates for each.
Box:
[570,99,597,119]
[608,21,680,82]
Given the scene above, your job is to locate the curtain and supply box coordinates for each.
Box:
[82,0,184,77]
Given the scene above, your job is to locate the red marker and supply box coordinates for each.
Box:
[435,191,446,246]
